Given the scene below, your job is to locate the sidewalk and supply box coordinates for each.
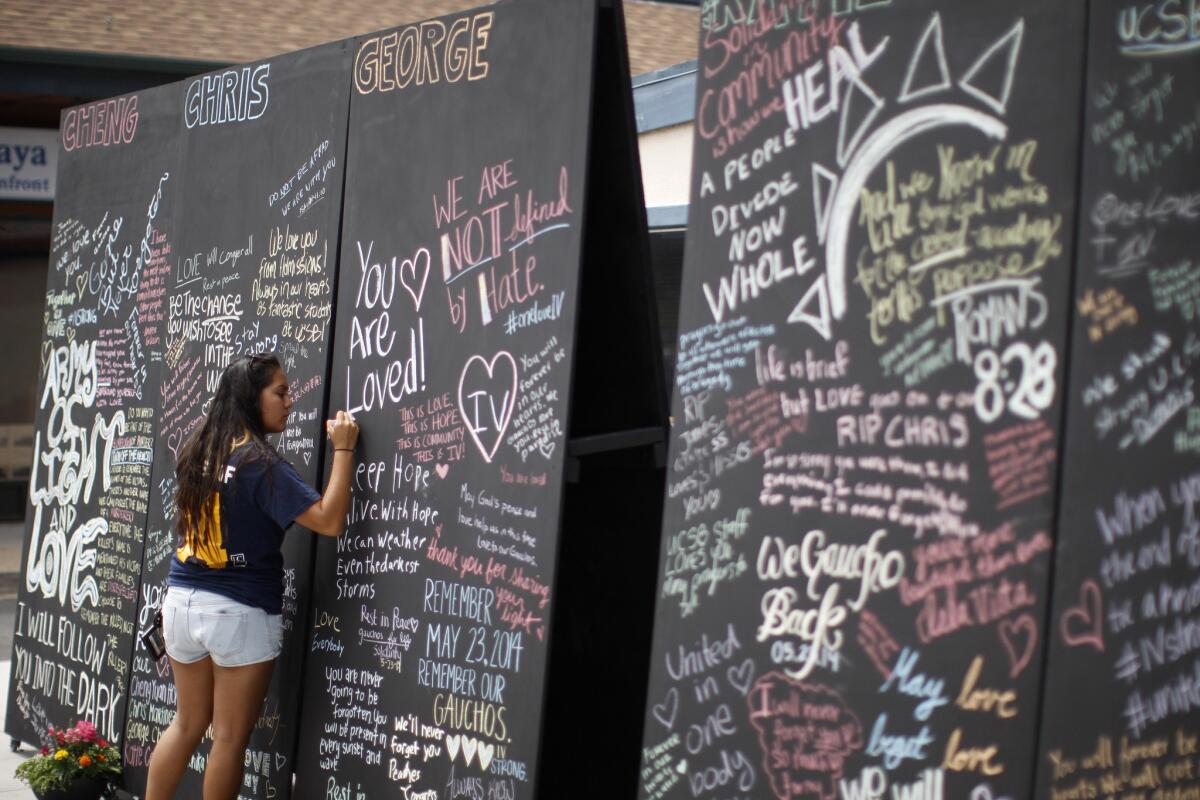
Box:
[0,519,38,798]
[1,648,37,800]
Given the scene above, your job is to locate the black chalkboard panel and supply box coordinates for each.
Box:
[1034,2,1200,797]
[119,41,351,800]
[292,2,613,798]
[639,2,1087,798]
[536,2,668,796]
[6,84,182,749]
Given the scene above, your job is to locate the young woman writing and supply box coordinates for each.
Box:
[145,354,358,800]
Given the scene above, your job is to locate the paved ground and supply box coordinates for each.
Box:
[0,523,21,583]
[0,657,37,800]
[0,520,38,798]
[0,525,18,663]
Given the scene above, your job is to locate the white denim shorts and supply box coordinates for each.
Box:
[163,587,283,667]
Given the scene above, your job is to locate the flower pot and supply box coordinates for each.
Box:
[33,776,108,800]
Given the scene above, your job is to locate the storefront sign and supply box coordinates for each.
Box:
[0,127,56,201]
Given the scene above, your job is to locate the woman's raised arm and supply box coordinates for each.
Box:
[296,410,359,536]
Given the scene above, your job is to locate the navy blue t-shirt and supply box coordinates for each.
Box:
[169,444,320,613]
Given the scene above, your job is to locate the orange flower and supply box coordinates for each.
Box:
[97,755,106,762]
[78,755,92,767]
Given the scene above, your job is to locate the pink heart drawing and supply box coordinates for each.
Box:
[155,656,172,679]
[400,247,430,312]
[1060,580,1105,652]
[998,614,1037,678]
[457,351,518,463]
[166,428,185,460]
[435,463,449,479]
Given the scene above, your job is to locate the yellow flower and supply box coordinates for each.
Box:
[78,755,92,767]
[54,750,68,761]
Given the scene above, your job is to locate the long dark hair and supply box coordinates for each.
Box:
[175,353,282,550]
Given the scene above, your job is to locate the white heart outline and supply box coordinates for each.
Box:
[167,428,184,460]
[652,687,679,729]
[726,658,755,696]
[457,351,518,464]
[445,733,461,762]
[461,736,478,767]
[399,247,430,312]
[477,741,495,771]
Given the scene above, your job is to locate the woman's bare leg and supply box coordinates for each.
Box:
[203,659,275,800]
[145,657,214,800]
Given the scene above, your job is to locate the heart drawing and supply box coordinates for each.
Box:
[652,687,679,729]
[998,614,1038,678]
[435,463,449,480]
[461,736,478,766]
[443,735,494,770]
[727,659,755,696]
[155,655,172,680]
[1060,579,1105,652]
[166,428,185,461]
[400,247,430,312]
[458,351,518,463]
[477,741,494,771]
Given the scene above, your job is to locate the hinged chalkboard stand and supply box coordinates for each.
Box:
[288,3,664,799]
[537,2,668,797]
[635,2,1092,798]
[115,41,353,800]
[1033,2,1200,796]
[5,83,182,763]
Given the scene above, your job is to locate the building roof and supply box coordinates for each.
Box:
[0,0,698,78]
